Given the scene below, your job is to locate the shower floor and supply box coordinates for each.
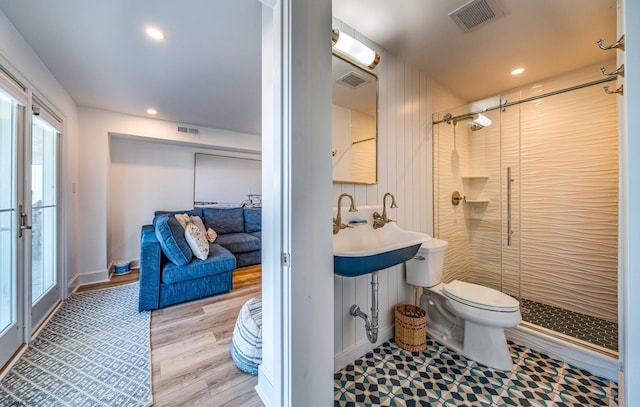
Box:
[520,298,618,352]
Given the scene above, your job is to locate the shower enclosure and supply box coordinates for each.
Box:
[432,63,619,356]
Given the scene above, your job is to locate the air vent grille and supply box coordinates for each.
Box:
[337,71,368,88]
[177,125,200,135]
[449,0,504,33]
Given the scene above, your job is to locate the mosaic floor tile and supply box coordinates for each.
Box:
[334,339,618,407]
[520,298,618,351]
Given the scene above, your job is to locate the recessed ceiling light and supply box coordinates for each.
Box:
[146,108,157,115]
[511,68,525,75]
[145,26,165,41]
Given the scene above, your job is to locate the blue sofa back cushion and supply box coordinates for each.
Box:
[153,208,203,224]
[243,208,261,233]
[203,207,244,234]
[154,215,193,266]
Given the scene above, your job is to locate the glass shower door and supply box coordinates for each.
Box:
[513,84,618,352]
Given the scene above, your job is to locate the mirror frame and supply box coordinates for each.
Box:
[331,52,378,185]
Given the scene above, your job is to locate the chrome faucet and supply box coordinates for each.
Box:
[333,193,358,235]
[372,193,398,229]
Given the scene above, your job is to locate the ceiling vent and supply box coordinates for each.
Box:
[337,71,369,89]
[449,0,504,33]
[177,125,200,136]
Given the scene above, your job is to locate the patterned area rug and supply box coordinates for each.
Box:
[0,283,152,407]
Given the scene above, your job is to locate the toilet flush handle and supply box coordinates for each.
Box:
[414,255,425,261]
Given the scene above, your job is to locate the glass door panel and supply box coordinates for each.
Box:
[0,89,22,368]
[29,115,59,328]
[31,117,57,303]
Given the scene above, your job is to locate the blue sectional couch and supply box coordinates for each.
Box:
[138,207,261,311]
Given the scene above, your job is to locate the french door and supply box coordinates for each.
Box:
[0,82,61,369]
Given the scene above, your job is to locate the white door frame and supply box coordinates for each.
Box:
[256,0,334,406]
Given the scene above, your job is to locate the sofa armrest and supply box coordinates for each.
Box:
[139,224,163,311]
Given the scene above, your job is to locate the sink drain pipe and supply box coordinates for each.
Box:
[349,271,379,343]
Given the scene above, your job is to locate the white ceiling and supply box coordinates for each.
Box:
[0,0,617,136]
[334,0,618,102]
[0,0,262,135]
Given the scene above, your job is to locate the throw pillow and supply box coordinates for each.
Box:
[185,222,209,260]
[207,227,218,243]
[174,213,191,230]
[191,215,207,235]
[154,215,193,266]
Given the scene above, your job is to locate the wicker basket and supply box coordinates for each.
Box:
[394,304,427,352]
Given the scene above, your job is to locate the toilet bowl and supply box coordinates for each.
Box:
[406,239,521,370]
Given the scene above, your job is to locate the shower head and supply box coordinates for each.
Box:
[451,113,492,131]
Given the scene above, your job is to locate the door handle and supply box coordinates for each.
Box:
[18,204,31,238]
[507,167,513,246]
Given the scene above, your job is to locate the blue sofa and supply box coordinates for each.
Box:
[138,207,261,311]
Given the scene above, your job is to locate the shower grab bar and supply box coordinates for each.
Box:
[507,167,512,247]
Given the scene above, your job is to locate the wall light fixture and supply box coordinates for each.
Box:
[332,28,380,69]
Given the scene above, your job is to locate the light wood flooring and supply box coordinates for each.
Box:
[79,266,264,406]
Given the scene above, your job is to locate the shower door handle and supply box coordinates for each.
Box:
[507,167,513,246]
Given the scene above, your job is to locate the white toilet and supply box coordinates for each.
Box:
[405,239,521,370]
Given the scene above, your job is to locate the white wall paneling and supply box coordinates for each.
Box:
[332,19,465,369]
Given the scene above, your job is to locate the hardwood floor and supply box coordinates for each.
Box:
[79,266,264,406]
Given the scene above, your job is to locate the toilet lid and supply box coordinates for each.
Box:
[443,280,520,312]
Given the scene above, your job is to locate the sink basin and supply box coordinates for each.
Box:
[333,206,432,277]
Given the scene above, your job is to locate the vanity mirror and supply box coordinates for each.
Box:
[332,54,378,184]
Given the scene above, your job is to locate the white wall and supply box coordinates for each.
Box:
[331,19,465,369]
[108,137,261,266]
[0,9,79,295]
[77,107,260,284]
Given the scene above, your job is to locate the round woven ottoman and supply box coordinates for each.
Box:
[231,298,262,375]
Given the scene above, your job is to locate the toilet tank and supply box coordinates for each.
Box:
[405,238,448,287]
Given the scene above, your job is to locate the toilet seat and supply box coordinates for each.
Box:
[443,280,519,312]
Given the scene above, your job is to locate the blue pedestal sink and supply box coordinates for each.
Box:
[333,206,432,277]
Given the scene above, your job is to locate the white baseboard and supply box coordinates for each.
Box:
[334,325,394,371]
[67,274,80,294]
[77,269,110,286]
[256,366,275,407]
[506,324,621,382]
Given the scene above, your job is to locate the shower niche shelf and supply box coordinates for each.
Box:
[461,175,489,204]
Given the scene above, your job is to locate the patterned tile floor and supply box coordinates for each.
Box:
[334,339,618,407]
[520,299,618,352]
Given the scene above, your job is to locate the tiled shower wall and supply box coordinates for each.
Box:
[434,61,618,322]
[332,18,464,368]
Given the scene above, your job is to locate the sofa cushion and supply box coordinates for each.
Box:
[153,208,203,224]
[249,231,261,240]
[154,215,193,266]
[243,208,261,233]
[203,207,244,234]
[215,233,261,254]
[162,244,236,284]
